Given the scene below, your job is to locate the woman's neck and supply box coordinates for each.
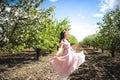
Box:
[63,38,68,42]
[63,38,67,40]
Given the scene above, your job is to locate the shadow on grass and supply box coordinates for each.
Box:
[0,50,50,73]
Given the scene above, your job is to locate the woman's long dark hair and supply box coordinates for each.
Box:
[59,30,65,43]
[59,29,69,43]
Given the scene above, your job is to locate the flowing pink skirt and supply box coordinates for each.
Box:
[51,51,85,77]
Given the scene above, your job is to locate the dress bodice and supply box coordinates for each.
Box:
[63,41,70,49]
[60,40,71,55]
[60,39,70,48]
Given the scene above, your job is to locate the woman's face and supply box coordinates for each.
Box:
[64,31,68,38]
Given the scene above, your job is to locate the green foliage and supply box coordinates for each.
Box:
[97,8,120,48]
[96,7,120,57]
[69,34,78,45]
[82,34,95,46]
[0,0,71,53]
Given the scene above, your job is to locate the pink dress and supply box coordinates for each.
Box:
[51,40,85,77]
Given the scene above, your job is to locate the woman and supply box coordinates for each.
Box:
[51,29,85,80]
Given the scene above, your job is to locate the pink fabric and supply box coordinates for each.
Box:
[51,40,85,77]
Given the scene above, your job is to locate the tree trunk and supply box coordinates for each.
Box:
[35,48,41,60]
[101,48,104,53]
[93,46,95,50]
[96,48,98,51]
[49,50,52,54]
[111,49,115,57]
[110,42,116,57]
[9,23,18,41]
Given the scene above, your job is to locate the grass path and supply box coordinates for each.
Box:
[0,45,120,80]
[0,53,58,80]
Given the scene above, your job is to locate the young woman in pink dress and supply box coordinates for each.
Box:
[51,29,85,80]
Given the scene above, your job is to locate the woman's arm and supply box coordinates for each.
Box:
[55,41,63,56]
[70,47,75,52]
[55,48,62,56]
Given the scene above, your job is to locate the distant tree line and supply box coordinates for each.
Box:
[82,7,120,57]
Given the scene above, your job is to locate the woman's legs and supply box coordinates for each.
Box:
[58,76,68,80]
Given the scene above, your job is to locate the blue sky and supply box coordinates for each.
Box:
[41,0,120,41]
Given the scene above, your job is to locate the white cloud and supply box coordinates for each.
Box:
[93,13,103,17]
[100,0,120,12]
[49,0,58,2]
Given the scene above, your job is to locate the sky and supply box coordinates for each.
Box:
[40,0,120,42]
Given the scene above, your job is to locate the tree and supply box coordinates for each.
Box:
[97,7,120,57]
[82,34,95,48]
[0,0,45,52]
[0,0,71,60]
[93,32,108,53]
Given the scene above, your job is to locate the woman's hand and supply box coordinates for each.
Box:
[54,53,59,56]
[54,48,62,56]
[71,47,74,51]
[54,54,57,56]
[71,47,75,52]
